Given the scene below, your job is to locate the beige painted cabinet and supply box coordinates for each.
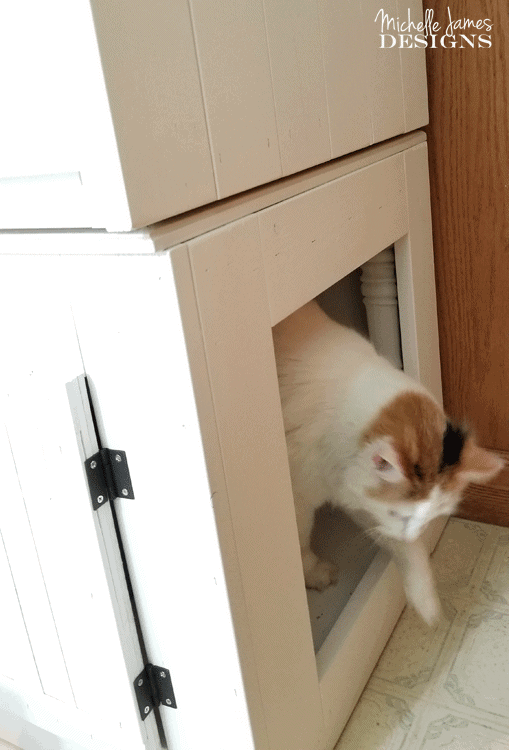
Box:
[1,0,427,231]
[1,4,439,749]
[0,135,443,750]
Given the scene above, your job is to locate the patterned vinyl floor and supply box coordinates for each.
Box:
[334,517,509,749]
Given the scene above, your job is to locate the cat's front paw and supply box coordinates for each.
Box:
[414,591,442,627]
[304,559,339,591]
[405,580,442,626]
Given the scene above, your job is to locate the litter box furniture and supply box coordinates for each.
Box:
[1,1,440,748]
[0,133,444,750]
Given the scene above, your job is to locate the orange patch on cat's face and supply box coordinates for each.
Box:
[362,391,447,500]
[361,391,503,506]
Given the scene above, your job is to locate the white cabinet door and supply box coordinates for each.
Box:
[1,0,428,231]
[0,253,258,750]
[0,261,162,750]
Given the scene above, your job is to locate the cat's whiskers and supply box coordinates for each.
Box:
[348,525,383,547]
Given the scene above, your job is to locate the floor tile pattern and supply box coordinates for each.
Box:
[334,518,509,749]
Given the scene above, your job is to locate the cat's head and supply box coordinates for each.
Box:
[350,392,504,542]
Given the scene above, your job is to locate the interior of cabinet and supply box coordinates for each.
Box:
[274,259,404,653]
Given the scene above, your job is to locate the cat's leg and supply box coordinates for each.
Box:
[295,500,339,591]
[385,537,441,626]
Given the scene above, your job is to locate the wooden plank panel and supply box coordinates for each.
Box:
[395,142,442,400]
[65,377,154,748]
[65,253,258,750]
[366,0,406,142]
[424,0,509,452]
[259,153,408,325]
[263,0,330,174]
[168,246,269,750]
[188,0,281,197]
[1,405,74,704]
[0,433,39,689]
[188,218,323,750]
[317,0,372,157]
[396,0,429,131]
[0,257,153,749]
[88,0,216,228]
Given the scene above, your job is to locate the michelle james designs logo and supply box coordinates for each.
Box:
[375,7,492,48]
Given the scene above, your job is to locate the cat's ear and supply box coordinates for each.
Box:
[457,442,505,485]
[371,439,405,484]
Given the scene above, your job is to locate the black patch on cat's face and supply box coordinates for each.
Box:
[439,421,468,471]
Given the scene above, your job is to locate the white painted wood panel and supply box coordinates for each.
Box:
[0,0,131,231]
[0,259,158,749]
[0,0,80,179]
[1,404,74,705]
[317,0,372,157]
[0,0,216,231]
[0,133,427,253]
[263,0,330,174]
[188,0,282,198]
[169,245,270,750]
[259,153,408,325]
[395,143,442,401]
[317,1,427,158]
[397,0,429,131]
[188,219,323,750]
[0,442,39,689]
[366,0,406,143]
[64,253,259,750]
[1,1,429,230]
[88,0,216,228]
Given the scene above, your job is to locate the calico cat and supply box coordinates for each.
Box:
[273,300,503,625]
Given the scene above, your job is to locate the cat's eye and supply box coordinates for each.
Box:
[413,463,423,479]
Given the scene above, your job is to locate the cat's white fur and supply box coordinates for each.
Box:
[273,300,503,625]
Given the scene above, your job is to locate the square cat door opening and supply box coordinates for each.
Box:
[273,249,403,652]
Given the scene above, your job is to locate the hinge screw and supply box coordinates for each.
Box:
[122,488,128,496]
[160,671,166,678]
[138,678,143,686]
[97,495,104,504]
[90,460,97,469]
[144,706,150,715]
[165,699,172,706]
[115,454,122,462]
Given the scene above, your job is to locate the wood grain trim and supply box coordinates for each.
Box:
[455,451,509,527]
[424,0,509,452]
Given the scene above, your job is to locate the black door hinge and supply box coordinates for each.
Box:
[84,448,134,510]
[134,664,177,720]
